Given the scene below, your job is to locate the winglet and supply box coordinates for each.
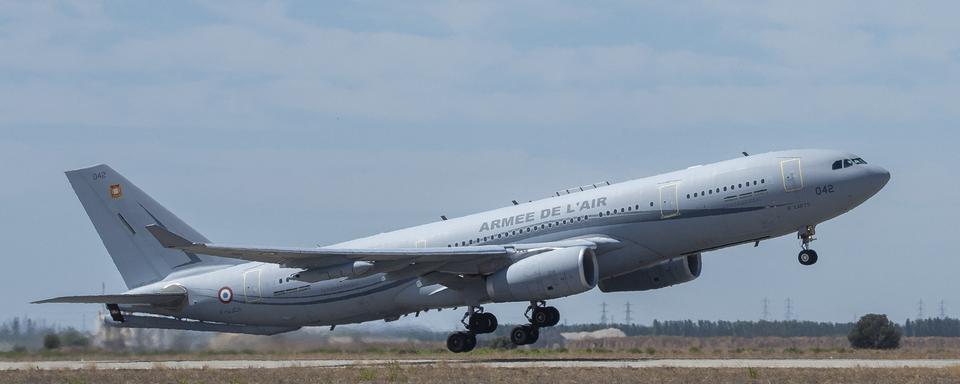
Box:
[146,224,195,248]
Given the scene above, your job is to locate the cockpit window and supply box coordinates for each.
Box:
[833,157,867,170]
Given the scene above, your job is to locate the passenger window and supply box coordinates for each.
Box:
[708,190,712,195]
[649,202,654,207]
[635,204,639,210]
[753,181,757,186]
[687,194,691,199]
[761,179,765,184]
[738,184,742,188]
[694,193,698,197]
[723,187,727,191]
[627,206,632,211]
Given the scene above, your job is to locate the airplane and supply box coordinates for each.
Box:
[34,149,889,353]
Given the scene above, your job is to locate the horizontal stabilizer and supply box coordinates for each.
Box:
[109,314,300,336]
[32,293,186,307]
[146,224,193,248]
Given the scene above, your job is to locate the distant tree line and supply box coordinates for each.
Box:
[0,317,90,351]
[552,318,957,338]
[554,320,858,337]
[904,318,960,337]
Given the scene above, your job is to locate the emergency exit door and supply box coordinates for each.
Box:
[780,159,804,192]
[243,269,262,303]
[659,184,679,218]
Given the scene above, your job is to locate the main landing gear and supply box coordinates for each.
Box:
[510,301,560,346]
[798,225,818,266]
[447,306,498,353]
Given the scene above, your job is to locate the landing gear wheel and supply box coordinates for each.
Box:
[798,249,818,266]
[527,326,540,343]
[447,332,469,353]
[463,333,477,352]
[530,307,550,327]
[480,312,498,333]
[510,325,540,346]
[467,312,498,334]
[545,306,560,327]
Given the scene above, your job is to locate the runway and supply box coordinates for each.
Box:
[1,359,959,370]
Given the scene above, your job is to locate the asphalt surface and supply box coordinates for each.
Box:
[1,359,959,370]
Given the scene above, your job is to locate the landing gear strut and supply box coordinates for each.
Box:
[798,225,818,266]
[447,306,498,353]
[510,301,560,346]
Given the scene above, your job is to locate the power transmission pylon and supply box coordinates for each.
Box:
[600,302,608,324]
[784,298,794,321]
[762,297,770,321]
[625,302,634,325]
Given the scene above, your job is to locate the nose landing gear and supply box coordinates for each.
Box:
[447,306,498,353]
[798,225,818,266]
[509,301,561,346]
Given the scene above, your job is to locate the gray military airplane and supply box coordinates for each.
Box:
[35,149,889,352]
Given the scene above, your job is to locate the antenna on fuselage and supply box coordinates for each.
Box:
[511,200,519,205]
[440,215,447,221]
[742,152,750,157]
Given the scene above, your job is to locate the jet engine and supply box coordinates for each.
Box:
[598,254,701,293]
[485,247,598,302]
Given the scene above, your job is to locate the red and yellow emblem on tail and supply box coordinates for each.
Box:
[109,184,123,199]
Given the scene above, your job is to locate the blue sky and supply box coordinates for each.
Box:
[1,1,957,331]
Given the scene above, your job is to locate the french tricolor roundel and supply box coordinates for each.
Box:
[218,287,233,304]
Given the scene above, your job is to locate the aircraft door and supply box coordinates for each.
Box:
[780,159,804,192]
[243,269,262,303]
[659,184,679,218]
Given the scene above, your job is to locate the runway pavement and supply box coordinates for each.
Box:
[1,358,959,370]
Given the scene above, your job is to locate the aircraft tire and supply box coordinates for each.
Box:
[798,249,818,265]
[530,308,550,327]
[545,307,561,327]
[447,332,469,353]
[510,326,530,345]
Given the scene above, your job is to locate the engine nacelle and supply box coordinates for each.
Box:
[598,254,701,293]
[485,247,598,302]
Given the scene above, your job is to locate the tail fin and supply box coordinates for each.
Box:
[66,164,238,289]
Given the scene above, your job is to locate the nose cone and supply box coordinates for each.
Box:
[861,165,891,197]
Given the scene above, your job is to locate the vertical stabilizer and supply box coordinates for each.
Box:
[65,164,238,289]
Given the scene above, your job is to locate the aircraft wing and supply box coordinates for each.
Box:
[32,293,186,306]
[147,224,618,272]
[147,224,514,269]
